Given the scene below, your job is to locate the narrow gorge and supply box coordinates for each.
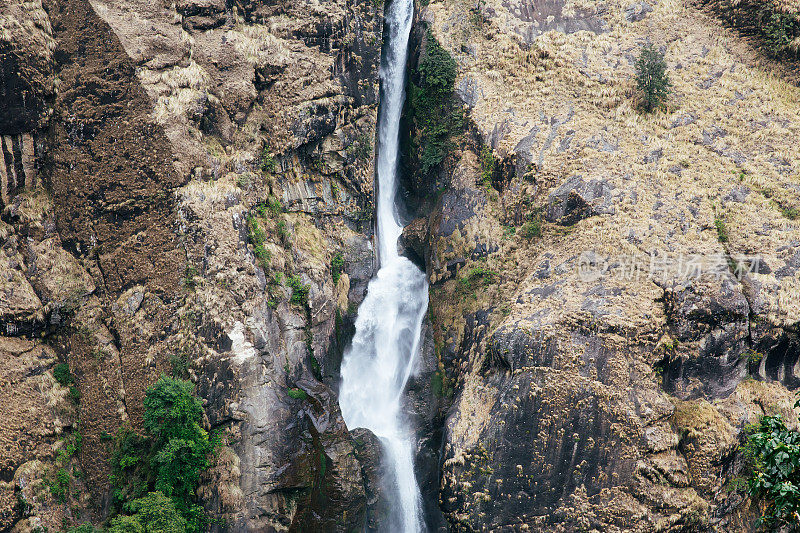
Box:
[2,0,800,532]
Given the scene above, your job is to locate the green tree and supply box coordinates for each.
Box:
[112,376,212,532]
[635,44,672,113]
[408,30,461,174]
[109,492,187,533]
[745,397,800,530]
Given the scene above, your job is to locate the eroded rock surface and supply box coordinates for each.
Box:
[410,0,800,530]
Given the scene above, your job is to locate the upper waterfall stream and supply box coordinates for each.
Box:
[337,0,427,530]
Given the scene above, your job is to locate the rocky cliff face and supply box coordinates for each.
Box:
[2,0,800,530]
[1,0,390,529]
[403,0,800,531]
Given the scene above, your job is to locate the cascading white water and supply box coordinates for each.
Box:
[337,0,427,530]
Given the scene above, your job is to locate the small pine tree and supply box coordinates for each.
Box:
[635,44,672,113]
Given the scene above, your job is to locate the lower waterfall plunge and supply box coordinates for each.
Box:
[337,0,427,530]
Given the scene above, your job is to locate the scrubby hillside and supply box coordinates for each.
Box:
[404,0,800,530]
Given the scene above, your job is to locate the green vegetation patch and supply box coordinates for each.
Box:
[407,29,462,175]
[740,397,800,530]
[635,44,672,113]
[715,216,729,243]
[111,376,217,532]
[704,0,800,59]
[331,252,344,285]
[287,275,310,307]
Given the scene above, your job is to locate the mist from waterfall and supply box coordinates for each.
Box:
[337,0,427,530]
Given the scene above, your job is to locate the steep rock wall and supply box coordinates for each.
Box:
[0,0,387,529]
[403,0,800,530]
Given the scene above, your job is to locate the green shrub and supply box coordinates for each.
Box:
[521,219,542,241]
[780,204,799,220]
[408,30,462,174]
[54,363,74,386]
[50,468,70,502]
[110,492,187,533]
[763,11,800,58]
[744,398,800,530]
[479,146,496,189]
[260,146,276,173]
[111,377,213,532]
[458,264,498,296]
[331,252,344,285]
[715,217,729,243]
[347,132,373,163]
[635,44,672,113]
[287,388,307,400]
[182,266,199,289]
[66,525,99,533]
[257,196,282,217]
[276,220,289,244]
[287,276,309,307]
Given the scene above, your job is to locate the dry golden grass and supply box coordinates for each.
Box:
[428,0,800,325]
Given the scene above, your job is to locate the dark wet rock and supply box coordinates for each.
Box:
[351,428,392,532]
[345,235,376,307]
[546,175,615,225]
[289,378,367,532]
[456,76,483,108]
[436,188,485,237]
[176,0,227,30]
[0,0,54,134]
[440,368,641,531]
[399,217,428,269]
[405,320,448,532]
[661,274,751,399]
[750,323,800,389]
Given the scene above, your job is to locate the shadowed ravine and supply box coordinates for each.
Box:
[337,0,428,530]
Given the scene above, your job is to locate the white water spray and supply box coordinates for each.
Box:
[338,0,427,530]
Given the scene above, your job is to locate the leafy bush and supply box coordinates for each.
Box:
[66,526,99,533]
[109,492,187,533]
[247,216,271,268]
[479,146,496,189]
[287,276,310,307]
[182,266,199,289]
[111,376,214,532]
[715,217,729,243]
[458,264,498,296]
[276,220,289,244]
[50,468,70,502]
[256,196,282,218]
[347,132,373,163]
[408,30,462,174]
[763,11,800,58]
[287,388,308,400]
[635,44,672,113]
[54,363,74,386]
[331,252,344,285]
[260,146,276,173]
[521,219,542,241]
[744,399,800,530]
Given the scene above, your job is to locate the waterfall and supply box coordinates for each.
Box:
[337,0,427,530]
